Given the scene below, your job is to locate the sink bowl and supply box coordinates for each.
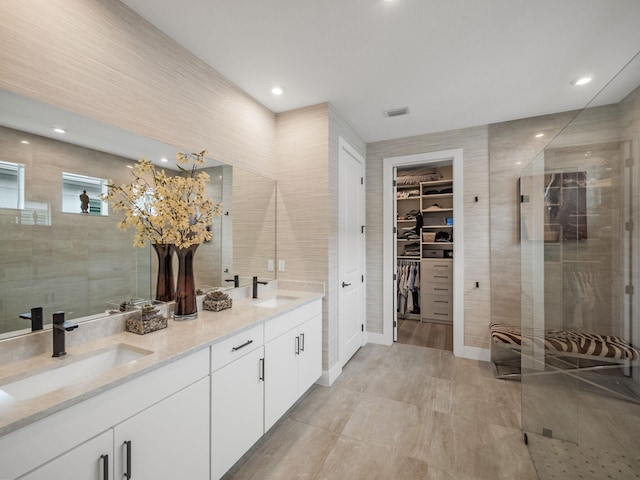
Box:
[0,344,152,401]
[253,295,298,308]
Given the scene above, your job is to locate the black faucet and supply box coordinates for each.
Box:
[225,274,240,288]
[52,311,78,357]
[252,276,268,299]
[19,306,44,331]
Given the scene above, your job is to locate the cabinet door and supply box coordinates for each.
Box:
[264,328,299,431]
[21,429,113,480]
[298,314,322,394]
[211,346,264,480]
[113,377,209,480]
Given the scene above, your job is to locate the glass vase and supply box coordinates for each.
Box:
[172,243,199,320]
[152,243,175,302]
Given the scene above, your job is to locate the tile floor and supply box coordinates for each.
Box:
[223,343,538,480]
[397,319,453,351]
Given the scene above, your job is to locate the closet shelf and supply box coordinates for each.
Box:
[397,196,421,201]
[422,225,453,229]
[421,208,453,213]
[422,242,454,246]
[398,255,421,259]
[397,219,416,223]
[422,193,453,199]
[420,180,453,187]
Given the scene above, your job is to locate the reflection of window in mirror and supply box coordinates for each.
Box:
[0,160,25,209]
[61,172,108,215]
[22,201,51,226]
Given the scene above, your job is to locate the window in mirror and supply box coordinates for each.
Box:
[21,201,51,226]
[0,160,25,209]
[62,172,108,215]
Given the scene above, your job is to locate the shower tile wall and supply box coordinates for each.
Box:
[488,105,621,329]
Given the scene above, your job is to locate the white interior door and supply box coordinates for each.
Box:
[392,168,398,342]
[338,137,365,367]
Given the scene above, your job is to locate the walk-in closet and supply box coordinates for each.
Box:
[395,163,454,351]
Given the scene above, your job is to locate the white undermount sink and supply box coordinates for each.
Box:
[0,344,152,401]
[253,295,298,308]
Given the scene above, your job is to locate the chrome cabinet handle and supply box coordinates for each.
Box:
[300,333,305,352]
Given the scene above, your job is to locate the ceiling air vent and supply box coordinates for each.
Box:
[383,107,409,118]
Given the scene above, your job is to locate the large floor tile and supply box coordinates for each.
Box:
[222,418,338,480]
[316,436,429,480]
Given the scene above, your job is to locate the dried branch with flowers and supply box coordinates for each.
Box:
[103,150,223,248]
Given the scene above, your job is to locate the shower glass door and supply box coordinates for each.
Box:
[520,52,640,479]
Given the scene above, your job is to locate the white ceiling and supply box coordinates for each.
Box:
[120,0,640,143]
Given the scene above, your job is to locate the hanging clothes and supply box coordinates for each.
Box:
[397,259,420,317]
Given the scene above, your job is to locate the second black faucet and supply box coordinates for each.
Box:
[252,276,268,299]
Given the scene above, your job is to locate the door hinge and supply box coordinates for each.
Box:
[361,275,364,283]
[625,285,634,295]
[393,320,397,327]
[361,225,366,234]
[521,195,529,203]
[625,158,634,168]
[361,177,364,185]
[393,226,397,234]
[393,273,396,281]
[625,221,634,232]
[392,180,397,187]
[361,324,364,332]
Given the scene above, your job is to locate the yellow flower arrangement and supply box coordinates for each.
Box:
[103,150,223,248]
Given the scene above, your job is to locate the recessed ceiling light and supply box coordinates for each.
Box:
[271,85,285,95]
[126,165,133,169]
[516,161,522,165]
[21,140,30,144]
[53,127,66,134]
[160,157,168,162]
[570,76,592,86]
[535,133,544,138]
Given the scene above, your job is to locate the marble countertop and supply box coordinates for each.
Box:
[0,289,323,437]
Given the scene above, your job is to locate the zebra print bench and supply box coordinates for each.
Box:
[490,323,640,379]
[490,323,640,404]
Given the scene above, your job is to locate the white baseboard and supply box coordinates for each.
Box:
[317,362,343,387]
[365,331,393,346]
[460,346,491,362]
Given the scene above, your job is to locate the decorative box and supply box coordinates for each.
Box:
[125,300,168,335]
[203,291,233,312]
[105,297,144,315]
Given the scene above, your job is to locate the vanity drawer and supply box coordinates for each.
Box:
[264,300,321,343]
[211,324,264,372]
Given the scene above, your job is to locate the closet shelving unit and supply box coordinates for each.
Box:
[396,184,422,320]
[420,179,454,253]
[396,184,421,260]
[419,178,454,325]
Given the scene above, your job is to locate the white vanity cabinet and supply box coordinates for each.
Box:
[113,376,210,480]
[20,430,113,480]
[0,349,209,480]
[210,325,265,480]
[264,301,322,431]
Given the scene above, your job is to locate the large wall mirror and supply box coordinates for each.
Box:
[0,89,276,338]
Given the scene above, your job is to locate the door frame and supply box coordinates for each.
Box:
[382,149,465,357]
[338,136,366,367]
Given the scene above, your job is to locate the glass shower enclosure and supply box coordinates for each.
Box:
[519,52,640,480]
